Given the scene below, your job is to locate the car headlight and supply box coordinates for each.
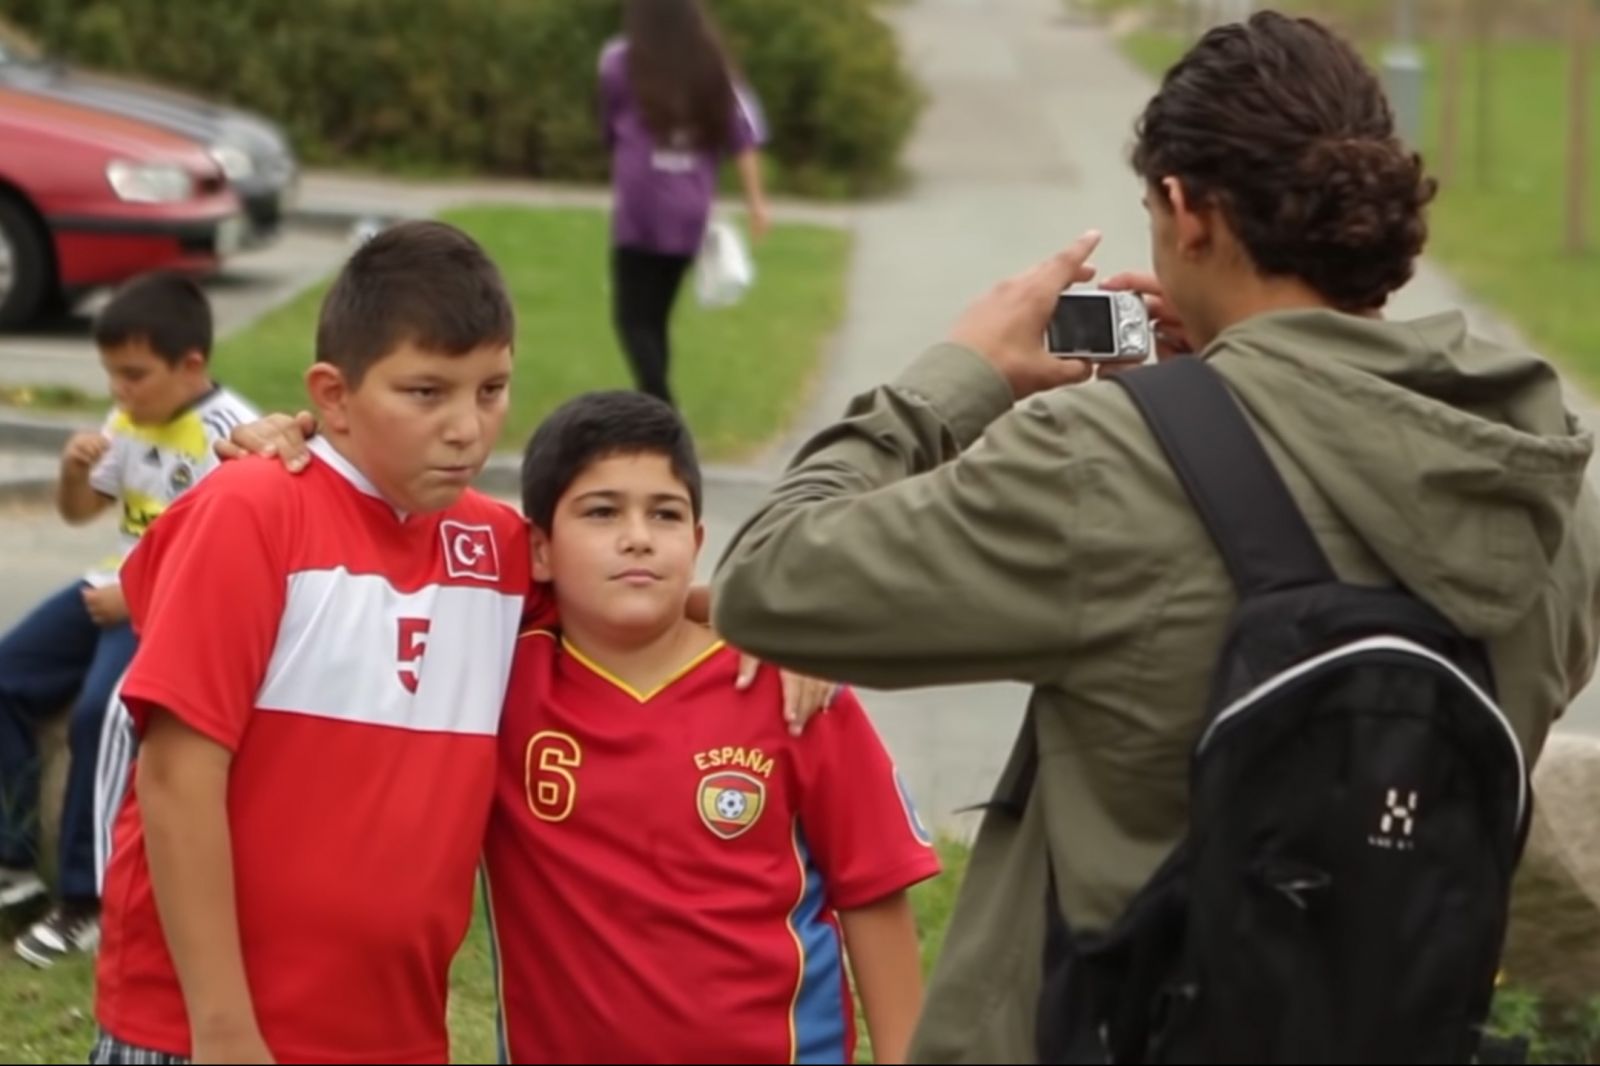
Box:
[208,144,256,182]
[106,161,195,204]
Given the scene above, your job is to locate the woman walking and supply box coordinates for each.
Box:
[599,0,770,408]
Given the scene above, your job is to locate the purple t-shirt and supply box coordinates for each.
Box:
[599,38,766,257]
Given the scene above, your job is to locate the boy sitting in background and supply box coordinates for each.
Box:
[0,271,255,969]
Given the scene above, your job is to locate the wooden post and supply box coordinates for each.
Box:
[1566,0,1593,254]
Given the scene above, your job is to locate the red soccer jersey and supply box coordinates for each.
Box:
[483,630,942,1064]
[95,439,531,1064]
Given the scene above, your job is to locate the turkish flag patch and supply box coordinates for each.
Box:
[441,521,501,581]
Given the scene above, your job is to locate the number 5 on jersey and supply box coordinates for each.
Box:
[398,618,430,694]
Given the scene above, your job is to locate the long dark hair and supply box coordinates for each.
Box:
[1131,12,1437,311]
[624,0,737,154]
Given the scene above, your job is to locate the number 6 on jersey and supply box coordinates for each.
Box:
[527,731,582,822]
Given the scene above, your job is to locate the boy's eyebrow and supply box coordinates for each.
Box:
[570,489,692,505]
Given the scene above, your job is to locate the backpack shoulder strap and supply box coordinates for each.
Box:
[1111,357,1336,597]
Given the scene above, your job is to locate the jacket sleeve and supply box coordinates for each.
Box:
[711,343,1095,689]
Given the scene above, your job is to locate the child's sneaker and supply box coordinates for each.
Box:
[14,902,100,968]
[0,866,45,910]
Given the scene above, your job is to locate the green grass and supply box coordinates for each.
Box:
[213,204,851,462]
[3,837,1590,1063]
[1118,31,1600,390]
[0,839,971,1064]
[0,383,102,416]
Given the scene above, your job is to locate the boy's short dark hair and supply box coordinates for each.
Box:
[92,271,213,365]
[316,220,515,387]
[521,391,703,533]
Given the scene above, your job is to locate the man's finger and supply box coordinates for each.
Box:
[1042,231,1103,290]
[736,654,759,690]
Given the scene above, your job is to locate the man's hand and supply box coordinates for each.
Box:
[82,583,128,627]
[948,230,1105,399]
[736,657,839,737]
[61,431,111,475]
[1102,270,1193,363]
[215,412,317,472]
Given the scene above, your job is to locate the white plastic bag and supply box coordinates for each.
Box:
[695,218,755,308]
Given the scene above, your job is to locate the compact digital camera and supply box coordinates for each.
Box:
[1045,289,1154,362]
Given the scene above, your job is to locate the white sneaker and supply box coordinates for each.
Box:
[0,866,45,909]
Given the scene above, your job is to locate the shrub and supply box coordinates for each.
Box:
[4,0,923,197]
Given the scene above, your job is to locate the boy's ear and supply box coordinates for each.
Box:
[530,525,554,583]
[180,350,207,374]
[694,521,705,555]
[304,363,353,435]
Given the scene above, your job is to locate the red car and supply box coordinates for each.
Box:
[0,87,244,327]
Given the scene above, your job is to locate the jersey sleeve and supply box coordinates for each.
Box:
[792,689,942,910]
[117,465,288,751]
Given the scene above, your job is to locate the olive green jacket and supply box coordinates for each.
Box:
[711,309,1600,1062]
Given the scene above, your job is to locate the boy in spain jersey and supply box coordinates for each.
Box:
[485,390,942,1064]
[0,271,255,970]
[90,223,529,1066]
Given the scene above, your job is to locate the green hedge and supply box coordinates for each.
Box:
[7,0,923,197]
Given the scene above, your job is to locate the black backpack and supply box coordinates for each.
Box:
[1035,357,1533,1065]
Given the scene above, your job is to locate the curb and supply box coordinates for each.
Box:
[0,476,54,507]
[0,410,88,454]
[0,438,777,507]
[467,453,776,500]
[287,204,415,236]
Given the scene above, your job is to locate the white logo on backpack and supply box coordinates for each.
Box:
[1371,787,1419,851]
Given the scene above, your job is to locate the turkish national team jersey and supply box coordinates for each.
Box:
[95,438,530,1064]
[484,631,942,1064]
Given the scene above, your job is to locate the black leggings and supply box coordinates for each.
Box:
[611,245,693,408]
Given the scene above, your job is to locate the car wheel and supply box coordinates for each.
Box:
[0,195,50,329]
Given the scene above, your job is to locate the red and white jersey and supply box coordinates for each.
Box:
[484,632,942,1064]
[96,438,530,1064]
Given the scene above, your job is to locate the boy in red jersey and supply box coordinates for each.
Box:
[484,390,941,1064]
[92,221,530,1065]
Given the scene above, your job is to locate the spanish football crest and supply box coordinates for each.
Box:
[698,771,765,840]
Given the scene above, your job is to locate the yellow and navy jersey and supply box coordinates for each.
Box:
[85,384,258,583]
